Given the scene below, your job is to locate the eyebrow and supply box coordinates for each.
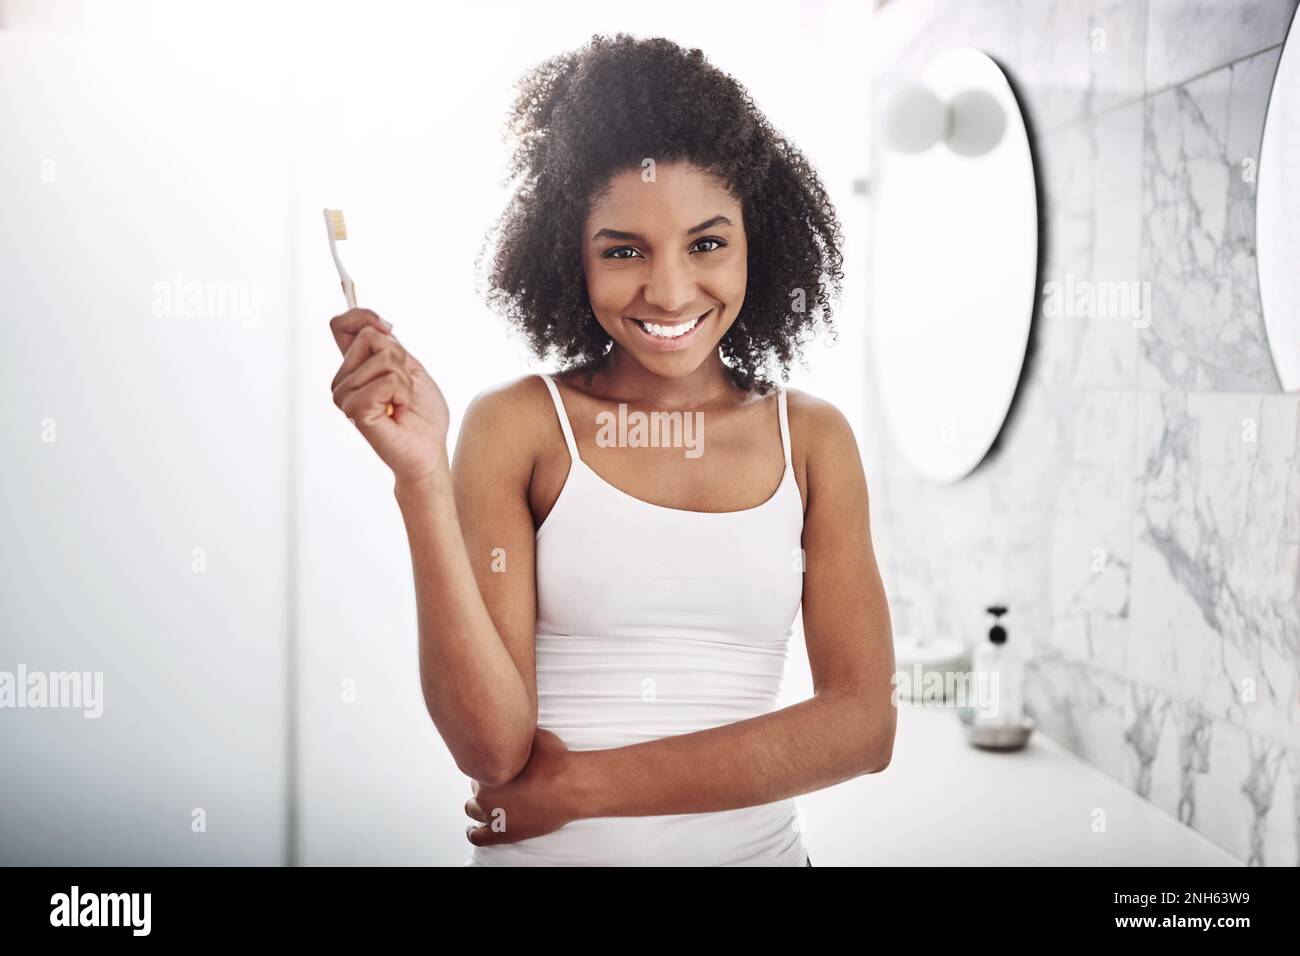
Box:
[592,215,734,242]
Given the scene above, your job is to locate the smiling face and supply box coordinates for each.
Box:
[581,162,747,380]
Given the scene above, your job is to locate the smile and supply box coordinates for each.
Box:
[629,308,713,349]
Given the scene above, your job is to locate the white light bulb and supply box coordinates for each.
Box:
[885,84,949,154]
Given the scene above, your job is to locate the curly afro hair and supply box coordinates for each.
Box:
[476,32,844,395]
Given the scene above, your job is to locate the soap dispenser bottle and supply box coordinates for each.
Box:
[972,605,1023,727]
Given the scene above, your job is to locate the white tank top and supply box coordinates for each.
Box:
[466,373,809,866]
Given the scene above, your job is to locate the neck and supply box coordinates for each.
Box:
[588,345,740,408]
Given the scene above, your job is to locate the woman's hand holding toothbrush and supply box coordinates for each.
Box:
[329,308,451,489]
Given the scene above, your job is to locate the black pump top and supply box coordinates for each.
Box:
[987,605,1008,644]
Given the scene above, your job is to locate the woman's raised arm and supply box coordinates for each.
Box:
[329,308,537,785]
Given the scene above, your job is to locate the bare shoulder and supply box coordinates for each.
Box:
[781,386,870,521]
[782,386,862,472]
[462,372,553,428]
[455,372,556,475]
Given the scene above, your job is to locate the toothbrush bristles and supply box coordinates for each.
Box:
[325,209,348,240]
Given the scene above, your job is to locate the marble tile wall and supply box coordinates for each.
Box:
[865,0,1299,864]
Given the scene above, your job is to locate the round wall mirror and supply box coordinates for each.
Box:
[1257,8,1300,393]
[870,47,1039,483]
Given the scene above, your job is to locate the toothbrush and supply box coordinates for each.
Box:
[324,208,393,417]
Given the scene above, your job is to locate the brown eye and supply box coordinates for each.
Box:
[692,237,726,254]
[604,246,642,260]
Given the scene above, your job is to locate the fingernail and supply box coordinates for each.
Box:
[380,319,393,331]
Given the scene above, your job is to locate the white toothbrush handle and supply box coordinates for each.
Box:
[331,250,356,309]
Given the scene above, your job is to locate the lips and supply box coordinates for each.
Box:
[628,308,713,350]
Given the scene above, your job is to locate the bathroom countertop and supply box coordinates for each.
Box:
[798,702,1241,866]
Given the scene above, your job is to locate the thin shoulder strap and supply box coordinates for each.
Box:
[538,374,581,464]
[777,387,793,469]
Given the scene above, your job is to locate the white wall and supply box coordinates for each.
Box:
[0,11,292,863]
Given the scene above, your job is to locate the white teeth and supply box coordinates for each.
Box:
[639,314,703,338]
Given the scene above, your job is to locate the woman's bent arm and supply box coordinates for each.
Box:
[564,690,889,819]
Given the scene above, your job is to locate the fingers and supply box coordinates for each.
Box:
[329,312,430,427]
[337,373,407,426]
[329,308,391,356]
[333,324,406,386]
[332,352,410,416]
[332,338,409,400]
[465,797,488,846]
[464,798,486,823]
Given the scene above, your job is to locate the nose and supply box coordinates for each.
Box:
[642,253,697,316]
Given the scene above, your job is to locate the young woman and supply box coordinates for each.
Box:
[328,34,895,866]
